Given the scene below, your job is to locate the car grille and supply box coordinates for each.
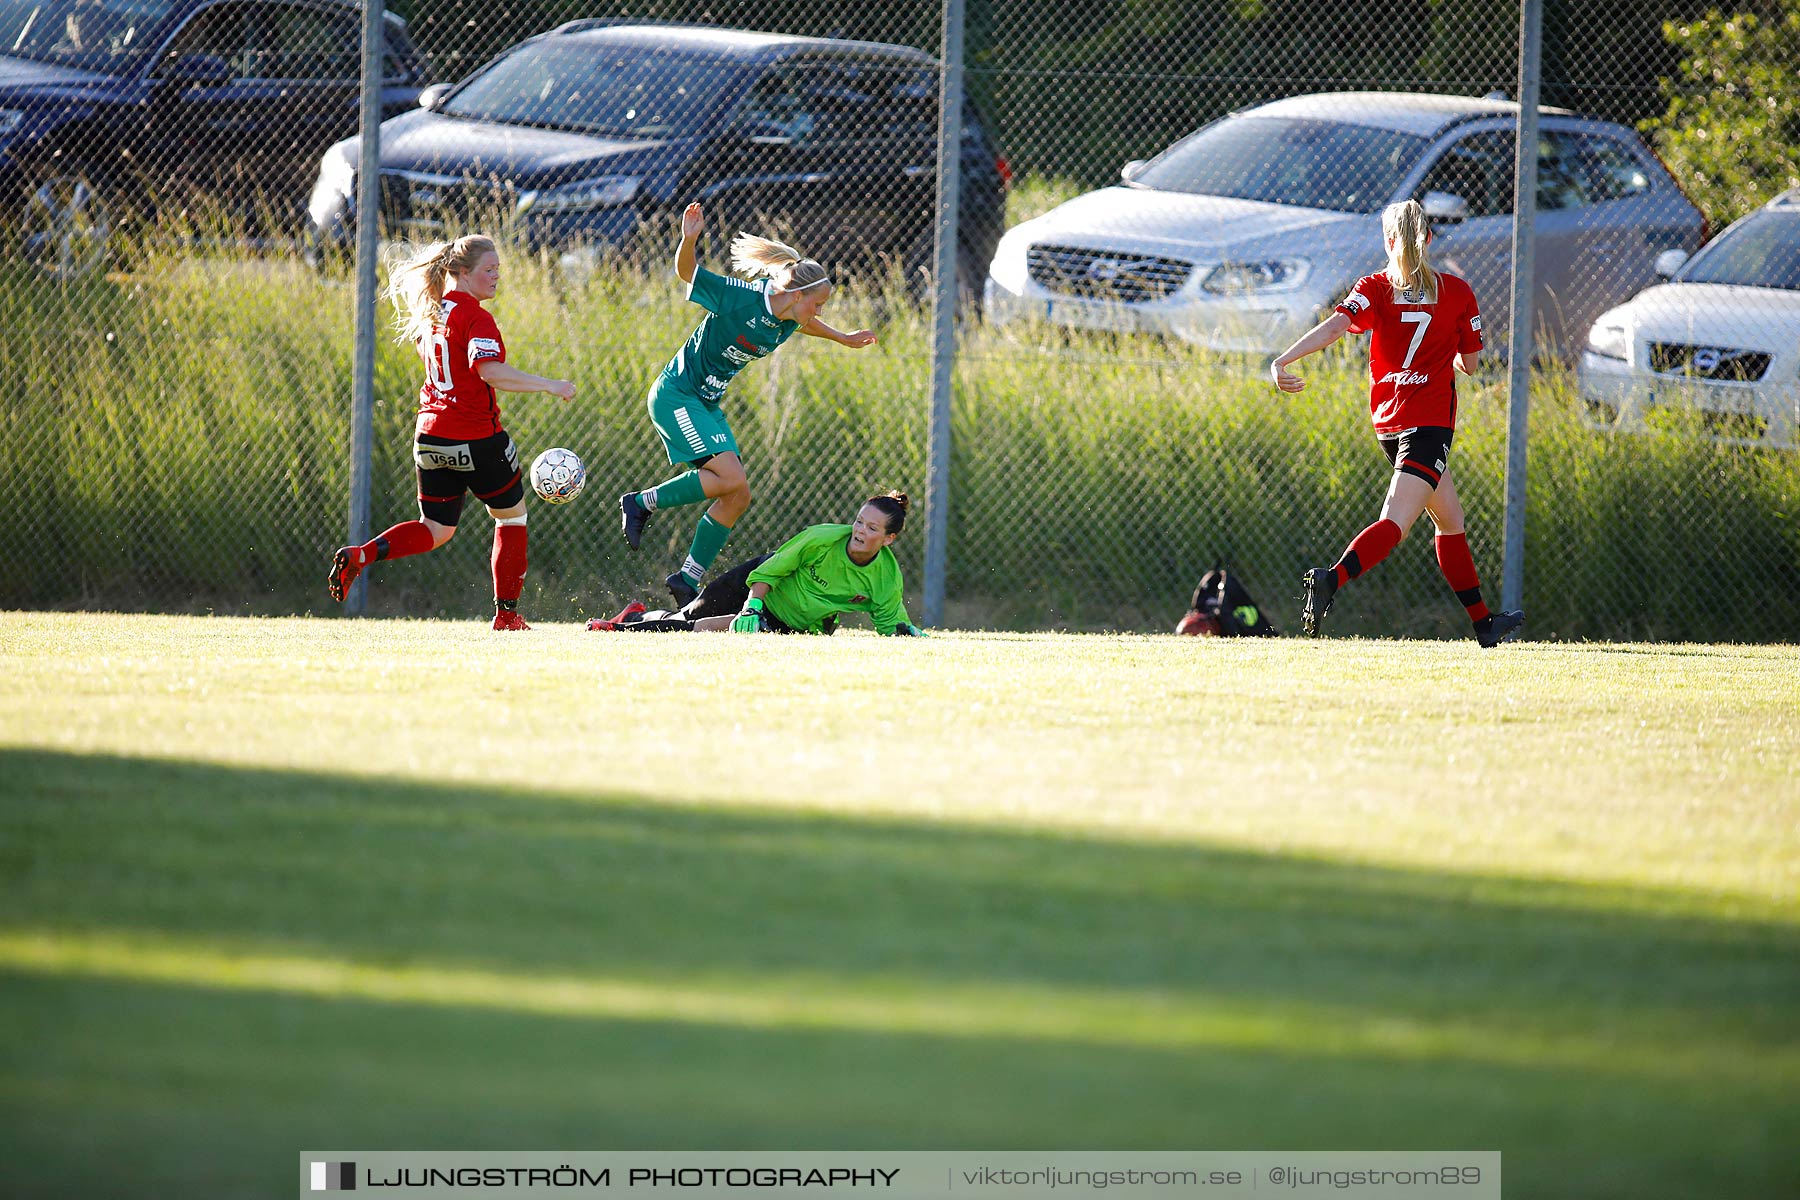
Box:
[379,171,518,232]
[1027,245,1193,303]
[1649,342,1772,383]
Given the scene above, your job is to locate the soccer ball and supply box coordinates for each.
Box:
[529,447,586,504]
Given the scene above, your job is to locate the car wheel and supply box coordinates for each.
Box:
[19,165,118,280]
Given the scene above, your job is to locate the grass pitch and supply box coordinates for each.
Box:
[1,613,1796,1198]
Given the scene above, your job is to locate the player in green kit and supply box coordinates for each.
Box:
[619,202,877,607]
[590,492,925,636]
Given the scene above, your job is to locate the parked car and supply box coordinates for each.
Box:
[0,0,428,277]
[306,21,1010,291]
[1579,189,1800,448]
[984,91,1704,356]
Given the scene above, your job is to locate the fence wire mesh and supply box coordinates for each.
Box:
[3,0,1797,640]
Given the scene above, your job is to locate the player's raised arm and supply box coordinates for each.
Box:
[675,202,703,285]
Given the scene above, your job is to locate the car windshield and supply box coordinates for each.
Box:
[1135,116,1427,213]
[1,0,171,69]
[1679,210,1800,291]
[443,41,737,139]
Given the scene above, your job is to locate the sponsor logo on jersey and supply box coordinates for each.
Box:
[1378,370,1433,387]
[711,433,729,444]
[467,337,502,364]
[852,594,869,605]
[1342,290,1371,312]
[1470,315,1483,331]
[722,345,754,366]
[734,335,768,357]
[704,375,730,391]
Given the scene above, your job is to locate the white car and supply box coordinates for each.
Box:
[1580,190,1800,448]
[983,91,1703,356]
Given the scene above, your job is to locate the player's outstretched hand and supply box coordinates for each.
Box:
[841,329,878,349]
[548,378,575,400]
[681,203,704,239]
[730,599,765,634]
[1271,361,1306,392]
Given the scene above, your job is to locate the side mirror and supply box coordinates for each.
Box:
[1654,248,1689,279]
[1421,190,1469,225]
[164,53,232,85]
[418,83,452,112]
[1121,159,1147,184]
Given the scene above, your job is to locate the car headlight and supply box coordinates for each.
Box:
[0,109,24,136]
[1202,258,1310,294]
[1587,322,1630,361]
[516,176,640,215]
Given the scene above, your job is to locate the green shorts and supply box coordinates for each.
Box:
[648,380,738,466]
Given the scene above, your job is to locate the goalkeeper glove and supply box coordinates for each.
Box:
[894,622,929,637]
[730,598,767,634]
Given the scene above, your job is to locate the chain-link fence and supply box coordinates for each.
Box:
[4,0,1797,640]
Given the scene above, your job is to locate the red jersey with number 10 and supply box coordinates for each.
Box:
[416,290,507,439]
[1335,271,1482,435]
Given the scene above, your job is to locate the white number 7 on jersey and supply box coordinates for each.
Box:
[1400,311,1432,369]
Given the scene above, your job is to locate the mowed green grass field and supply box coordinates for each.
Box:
[0,613,1795,1198]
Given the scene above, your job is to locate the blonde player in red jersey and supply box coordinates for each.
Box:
[327,235,575,629]
[1270,199,1523,646]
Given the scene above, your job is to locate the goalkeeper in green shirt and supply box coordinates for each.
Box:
[591,492,925,637]
[617,202,877,609]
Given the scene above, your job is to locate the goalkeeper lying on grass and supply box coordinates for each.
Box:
[588,491,926,636]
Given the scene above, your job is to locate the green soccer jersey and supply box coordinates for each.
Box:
[748,524,914,635]
[657,265,800,405]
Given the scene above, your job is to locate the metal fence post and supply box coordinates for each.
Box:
[345,0,385,617]
[923,0,965,629]
[1502,0,1543,615]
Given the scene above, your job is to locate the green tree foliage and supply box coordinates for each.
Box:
[1643,2,1800,232]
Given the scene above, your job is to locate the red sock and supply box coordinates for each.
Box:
[1435,532,1491,623]
[1335,518,1402,586]
[492,524,528,604]
[358,520,436,566]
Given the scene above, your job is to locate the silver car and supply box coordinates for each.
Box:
[1579,189,1800,449]
[983,91,1704,356]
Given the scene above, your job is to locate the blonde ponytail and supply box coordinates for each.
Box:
[729,231,829,291]
[384,234,497,344]
[1382,200,1438,302]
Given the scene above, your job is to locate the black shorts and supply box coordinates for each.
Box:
[414,430,523,525]
[622,555,826,634]
[1378,426,1454,487]
[687,554,809,633]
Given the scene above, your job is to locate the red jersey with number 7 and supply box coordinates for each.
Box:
[1335,271,1482,435]
[415,289,507,439]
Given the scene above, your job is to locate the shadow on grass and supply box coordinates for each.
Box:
[0,749,1796,1199]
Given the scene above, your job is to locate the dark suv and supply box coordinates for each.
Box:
[307,22,1010,291]
[0,0,427,276]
